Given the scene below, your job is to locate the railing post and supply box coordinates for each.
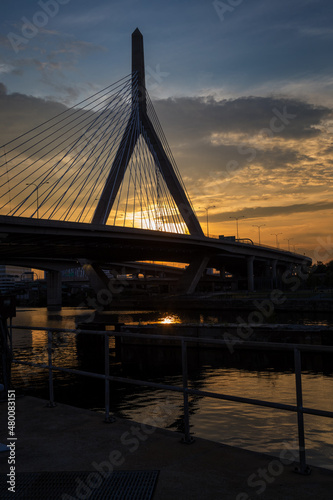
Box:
[294,348,310,474]
[104,332,115,423]
[181,339,193,443]
[46,329,56,408]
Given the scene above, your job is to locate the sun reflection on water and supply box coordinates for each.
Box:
[158,314,182,325]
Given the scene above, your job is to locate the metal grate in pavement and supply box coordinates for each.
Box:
[0,470,159,499]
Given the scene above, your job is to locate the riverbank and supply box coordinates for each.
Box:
[7,307,333,476]
[0,396,332,499]
[106,290,333,313]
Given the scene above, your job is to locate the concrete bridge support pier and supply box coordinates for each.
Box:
[247,256,255,292]
[271,260,278,288]
[264,261,272,289]
[46,270,62,311]
[176,256,210,294]
[79,260,110,293]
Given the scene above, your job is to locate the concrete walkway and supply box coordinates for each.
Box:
[0,396,332,499]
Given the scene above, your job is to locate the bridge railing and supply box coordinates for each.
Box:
[208,234,300,254]
[10,325,333,475]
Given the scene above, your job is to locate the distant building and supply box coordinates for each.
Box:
[0,265,33,294]
[61,267,88,281]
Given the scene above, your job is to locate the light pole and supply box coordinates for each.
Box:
[284,238,294,252]
[271,232,282,248]
[252,224,265,245]
[199,206,215,237]
[26,181,49,219]
[230,216,244,240]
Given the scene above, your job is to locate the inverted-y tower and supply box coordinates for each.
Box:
[92,29,203,237]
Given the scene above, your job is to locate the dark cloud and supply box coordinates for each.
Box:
[5,57,86,104]
[209,201,333,222]
[0,85,68,145]
[253,148,307,171]
[0,83,7,95]
[151,94,333,180]
[52,39,107,57]
[324,145,333,155]
[154,95,331,142]
[1,86,331,188]
[0,35,11,48]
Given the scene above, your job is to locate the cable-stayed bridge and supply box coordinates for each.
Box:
[1,29,200,235]
[0,29,310,308]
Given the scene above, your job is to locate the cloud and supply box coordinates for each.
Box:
[4,36,106,74]
[0,82,7,95]
[0,85,68,145]
[155,95,330,141]
[60,6,115,27]
[0,63,15,75]
[49,38,107,58]
[1,85,332,236]
[298,26,333,39]
[151,94,333,197]
[208,201,333,223]
[0,32,106,103]
[2,87,332,171]
[0,35,11,48]
[1,20,107,102]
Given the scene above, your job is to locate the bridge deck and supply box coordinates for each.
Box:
[0,215,311,270]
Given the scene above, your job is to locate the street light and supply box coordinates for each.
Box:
[229,216,245,240]
[252,224,265,245]
[271,232,282,248]
[26,181,49,219]
[284,238,294,252]
[199,206,216,237]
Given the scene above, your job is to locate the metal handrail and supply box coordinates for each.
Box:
[11,325,333,475]
[208,234,300,254]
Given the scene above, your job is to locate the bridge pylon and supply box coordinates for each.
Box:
[92,29,203,236]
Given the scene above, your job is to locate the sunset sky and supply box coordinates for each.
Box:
[1,0,333,261]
